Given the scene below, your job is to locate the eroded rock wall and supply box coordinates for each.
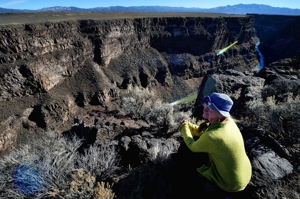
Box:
[0,16,258,100]
[252,14,300,65]
[0,15,259,149]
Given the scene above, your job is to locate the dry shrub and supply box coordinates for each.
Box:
[48,170,116,199]
[48,169,96,199]
[242,95,300,167]
[145,102,174,133]
[93,182,115,199]
[0,132,119,199]
[144,101,196,133]
[0,132,81,199]
[116,87,156,120]
[76,144,119,181]
[116,86,195,133]
[244,95,300,140]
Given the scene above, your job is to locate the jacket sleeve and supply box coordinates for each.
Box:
[179,122,212,153]
[179,122,203,137]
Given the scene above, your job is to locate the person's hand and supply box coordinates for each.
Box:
[178,119,188,131]
[180,119,188,124]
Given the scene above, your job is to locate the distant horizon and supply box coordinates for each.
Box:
[1,0,300,10]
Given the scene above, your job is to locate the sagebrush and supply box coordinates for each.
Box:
[116,86,194,133]
[0,132,117,199]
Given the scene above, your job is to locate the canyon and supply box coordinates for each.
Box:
[0,12,258,143]
[0,12,299,198]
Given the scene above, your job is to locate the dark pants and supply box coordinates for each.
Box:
[195,173,234,199]
[174,143,236,199]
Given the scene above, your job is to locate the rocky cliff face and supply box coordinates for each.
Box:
[0,14,259,141]
[0,16,258,99]
[252,14,300,65]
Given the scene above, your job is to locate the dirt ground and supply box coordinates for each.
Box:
[0,11,246,25]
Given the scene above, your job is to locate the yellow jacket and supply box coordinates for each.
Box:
[179,118,252,192]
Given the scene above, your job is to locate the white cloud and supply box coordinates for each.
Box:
[0,1,27,8]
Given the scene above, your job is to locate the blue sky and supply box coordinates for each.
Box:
[1,0,300,10]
